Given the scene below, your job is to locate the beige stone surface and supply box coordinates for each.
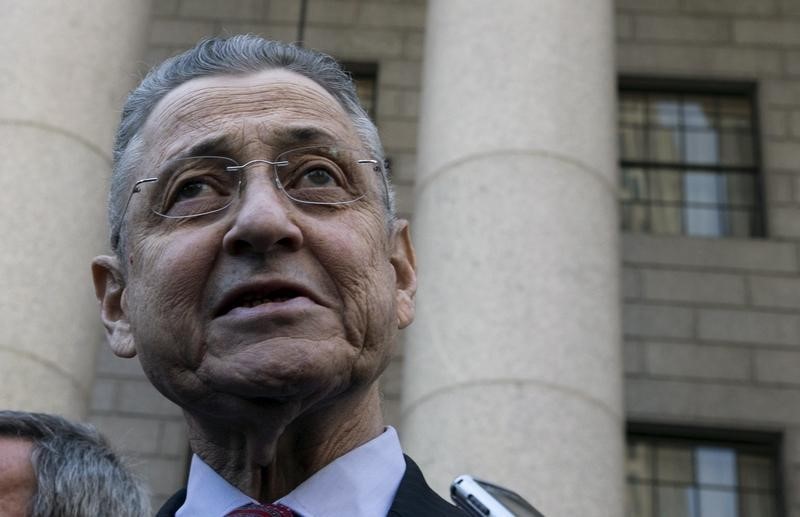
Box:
[698,308,800,346]
[117,379,184,417]
[623,303,694,339]
[0,0,151,153]
[402,382,624,517]
[682,0,777,15]
[644,342,751,381]
[149,19,218,46]
[622,267,642,299]
[304,27,405,58]
[94,343,148,378]
[622,234,798,272]
[0,349,86,419]
[641,269,746,305]
[771,206,800,238]
[407,155,621,406]
[635,15,731,43]
[764,108,790,138]
[617,43,781,77]
[218,23,297,44]
[91,415,162,455]
[0,130,107,388]
[266,0,301,22]
[784,51,800,76]
[765,141,800,170]
[734,19,800,46]
[623,341,646,374]
[402,31,425,59]
[405,1,622,515]
[159,420,189,455]
[617,0,680,12]
[754,349,800,386]
[358,3,426,28]
[0,0,151,416]
[177,0,267,21]
[751,275,800,309]
[416,0,617,187]
[379,59,424,88]
[766,172,794,203]
[616,13,634,40]
[89,379,117,412]
[781,0,800,16]
[763,80,800,106]
[626,378,800,426]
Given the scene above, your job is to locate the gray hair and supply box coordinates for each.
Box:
[0,410,150,517]
[109,34,394,254]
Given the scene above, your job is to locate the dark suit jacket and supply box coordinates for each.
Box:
[156,455,467,517]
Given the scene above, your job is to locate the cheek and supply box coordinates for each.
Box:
[128,231,221,361]
[133,232,218,304]
[314,220,397,350]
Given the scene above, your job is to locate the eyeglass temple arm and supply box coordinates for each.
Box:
[359,159,391,208]
[120,177,159,224]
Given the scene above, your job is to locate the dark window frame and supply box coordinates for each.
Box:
[626,422,785,517]
[618,76,767,238]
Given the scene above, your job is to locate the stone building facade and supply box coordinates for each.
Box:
[2,1,800,516]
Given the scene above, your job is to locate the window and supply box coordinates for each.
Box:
[626,425,782,517]
[343,62,378,119]
[618,79,763,237]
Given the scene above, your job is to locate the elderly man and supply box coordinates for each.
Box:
[91,36,465,516]
[0,410,149,516]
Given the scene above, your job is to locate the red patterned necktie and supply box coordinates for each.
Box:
[225,502,295,517]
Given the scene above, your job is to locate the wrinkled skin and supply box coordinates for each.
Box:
[92,70,417,500]
[0,438,35,517]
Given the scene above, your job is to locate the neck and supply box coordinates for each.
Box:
[186,383,385,502]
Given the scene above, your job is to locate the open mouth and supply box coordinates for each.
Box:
[217,285,311,317]
[237,288,300,308]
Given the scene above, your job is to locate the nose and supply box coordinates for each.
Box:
[222,169,304,255]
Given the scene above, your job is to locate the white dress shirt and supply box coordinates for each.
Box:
[176,427,406,517]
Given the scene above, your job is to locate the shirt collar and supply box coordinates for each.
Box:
[177,426,405,517]
[176,454,256,516]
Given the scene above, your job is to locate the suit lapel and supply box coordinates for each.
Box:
[156,488,186,517]
[387,455,468,517]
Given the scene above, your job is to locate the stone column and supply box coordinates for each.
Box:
[402,1,623,516]
[0,1,151,419]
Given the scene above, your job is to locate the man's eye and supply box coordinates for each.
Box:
[158,172,235,218]
[176,180,216,200]
[300,168,336,188]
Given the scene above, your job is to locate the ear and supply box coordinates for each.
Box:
[390,220,417,329]
[91,255,137,358]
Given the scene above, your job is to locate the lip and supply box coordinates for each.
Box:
[221,296,319,323]
[213,279,325,319]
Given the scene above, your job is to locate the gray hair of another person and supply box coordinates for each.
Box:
[109,34,394,255]
[0,410,150,517]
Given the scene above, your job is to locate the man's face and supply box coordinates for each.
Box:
[0,438,35,517]
[95,70,416,431]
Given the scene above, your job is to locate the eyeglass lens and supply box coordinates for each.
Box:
[150,145,371,219]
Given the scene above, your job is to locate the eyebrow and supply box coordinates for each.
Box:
[179,135,236,159]
[268,126,341,150]
[175,126,344,160]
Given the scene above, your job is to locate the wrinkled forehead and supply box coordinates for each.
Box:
[140,69,361,163]
[0,436,33,471]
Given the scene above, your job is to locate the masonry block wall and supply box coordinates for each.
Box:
[86,0,800,513]
[618,1,800,515]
